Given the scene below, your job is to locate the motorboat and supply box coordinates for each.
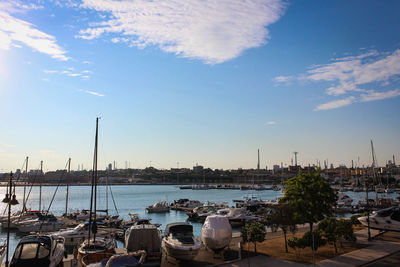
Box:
[216,208,258,227]
[337,192,353,206]
[10,235,65,267]
[183,200,203,209]
[16,214,65,233]
[162,222,202,261]
[78,237,117,266]
[146,201,170,213]
[375,187,385,193]
[187,206,217,222]
[125,224,162,262]
[50,222,110,247]
[202,215,232,253]
[385,188,395,194]
[358,206,400,232]
[0,210,40,229]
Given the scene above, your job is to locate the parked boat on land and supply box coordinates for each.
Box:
[202,215,232,253]
[358,206,400,232]
[146,201,170,213]
[10,235,65,267]
[125,224,162,262]
[162,222,202,261]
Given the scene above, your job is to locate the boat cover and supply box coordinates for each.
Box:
[87,255,140,267]
[125,225,161,253]
[202,215,232,250]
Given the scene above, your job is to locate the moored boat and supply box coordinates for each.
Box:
[146,201,170,213]
[162,222,202,261]
[125,224,162,262]
[358,206,400,232]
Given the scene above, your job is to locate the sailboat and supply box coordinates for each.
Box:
[78,118,116,266]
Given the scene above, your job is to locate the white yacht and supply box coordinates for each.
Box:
[10,235,65,267]
[162,222,202,261]
[146,201,170,213]
[0,210,40,229]
[337,192,353,206]
[125,224,162,261]
[216,208,258,227]
[202,215,232,252]
[51,222,110,247]
[358,206,400,232]
[16,214,65,233]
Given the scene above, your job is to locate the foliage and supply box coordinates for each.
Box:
[301,230,327,252]
[282,170,337,232]
[350,215,361,225]
[241,221,266,254]
[318,217,356,253]
[267,202,297,252]
[288,237,305,258]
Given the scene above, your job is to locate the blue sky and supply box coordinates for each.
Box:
[1,0,399,172]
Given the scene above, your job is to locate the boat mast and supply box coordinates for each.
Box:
[22,156,28,213]
[40,160,43,212]
[88,117,99,243]
[65,158,71,216]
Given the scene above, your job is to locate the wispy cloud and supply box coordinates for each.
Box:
[43,67,92,79]
[275,49,400,110]
[0,2,68,60]
[266,121,277,125]
[314,96,356,111]
[1,143,16,148]
[79,89,105,97]
[360,89,400,102]
[77,0,287,64]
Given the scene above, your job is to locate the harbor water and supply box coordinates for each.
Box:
[0,185,397,257]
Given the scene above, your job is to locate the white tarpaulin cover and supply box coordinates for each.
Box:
[202,215,232,251]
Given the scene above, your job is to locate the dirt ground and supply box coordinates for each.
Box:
[241,231,368,264]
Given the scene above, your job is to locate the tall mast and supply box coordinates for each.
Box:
[88,118,99,243]
[22,156,28,213]
[39,160,43,212]
[65,158,71,216]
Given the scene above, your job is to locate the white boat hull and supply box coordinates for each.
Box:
[162,239,201,261]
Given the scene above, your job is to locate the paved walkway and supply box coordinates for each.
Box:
[218,228,400,267]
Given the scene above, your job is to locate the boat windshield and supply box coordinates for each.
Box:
[13,242,50,260]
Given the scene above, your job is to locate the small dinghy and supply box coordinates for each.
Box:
[202,215,232,253]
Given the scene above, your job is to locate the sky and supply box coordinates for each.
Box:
[0,0,399,172]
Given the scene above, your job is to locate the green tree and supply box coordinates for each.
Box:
[301,230,326,251]
[282,170,337,233]
[318,217,356,254]
[241,222,266,254]
[267,203,297,253]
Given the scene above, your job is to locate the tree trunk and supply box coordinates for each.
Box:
[284,230,288,253]
[309,222,313,233]
[334,241,337,254]
[254,242,257,255]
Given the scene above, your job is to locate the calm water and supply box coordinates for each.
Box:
[0,185,397,258]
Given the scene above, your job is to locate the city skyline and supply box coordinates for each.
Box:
[1,0,400,171]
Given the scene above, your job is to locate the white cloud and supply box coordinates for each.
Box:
[82,60,93,64]
[42,78,49,82]
[43,68,91,79]
[275,49,400,110]
[360,89,400,102]
[1,143,16,148]
[80,89,105,97]
[266,121,277,125]
[0,3,68,60]
[314,96,355,111]
[77,0,286,64]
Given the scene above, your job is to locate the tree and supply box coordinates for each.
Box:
[241,222,266,254]
[267,203,297,253]
[318,217,356,254]
[301,230,326,251]
[282,170,337,233]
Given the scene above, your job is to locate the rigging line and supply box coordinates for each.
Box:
[44,159,69,215]
[109,186,119,215]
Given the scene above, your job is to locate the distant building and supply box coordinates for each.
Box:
[193,165,204,173]
[273,165,280,174]
[108,163,112,171]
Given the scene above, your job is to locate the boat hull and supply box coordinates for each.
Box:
[162,239,200,261]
